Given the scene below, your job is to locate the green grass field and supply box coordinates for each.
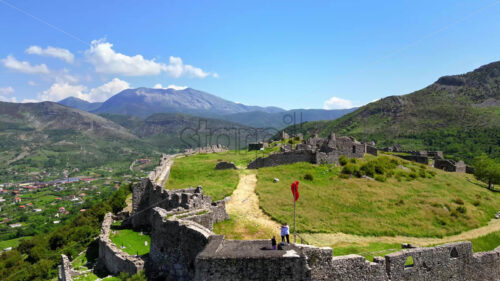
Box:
[256,160,500,237]
[166,151,255,200]
[469,230,500,252]
[0,236,32,249]
[110,229,150,256]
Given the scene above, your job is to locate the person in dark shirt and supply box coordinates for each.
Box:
[271,236,277,250]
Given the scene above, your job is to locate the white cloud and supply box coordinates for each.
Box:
[87,40,163,76]
[1,55,50,74]
[88,78,130,102]
[0,86,14,96]
[153,83,188,91]
[21,99,39,103]
[38,78,130,102]
[163,56,211,78]
[323,96,354,109]
[28,81,37,86]
[39,83,88,102]
[0,96,17,102]
[86,39,214,78]
[54,69,79,84]
[26,46,74,63]
[0,86,16,102]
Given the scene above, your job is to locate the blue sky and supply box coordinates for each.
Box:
[0,0,499,109]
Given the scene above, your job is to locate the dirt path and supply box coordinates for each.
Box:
[225,172,281,240]
[300,218,500,248]
[225,169,500,247]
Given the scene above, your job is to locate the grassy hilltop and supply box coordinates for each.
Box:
[256,158,499,237]
[166,150,500,238]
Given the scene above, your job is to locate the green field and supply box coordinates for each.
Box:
[255,160,500,237]
[166,151,252,200]
[469,230,500,252]
[110,229,150,256]
[0,236,31,249]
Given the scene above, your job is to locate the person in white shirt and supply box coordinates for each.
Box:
[280,223,290,244]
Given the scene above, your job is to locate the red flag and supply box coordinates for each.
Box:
[291,181,299,202]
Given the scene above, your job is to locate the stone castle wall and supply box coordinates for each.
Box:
[96,147,499,280]
[366,145,378,156]
[148,154,177,187]
[399,155,430,165]
[247,150,316,169]
[126,178,227,230]
[184,144,228,155]
[149,207,213,281]
[143,206,500,281]
[57,254,74,281]
[247,134,373,169]
[98,213,145,275]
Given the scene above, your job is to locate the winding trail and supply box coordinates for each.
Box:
[225,172,281,239]
[300,218,500,248]
[226,169,500,248]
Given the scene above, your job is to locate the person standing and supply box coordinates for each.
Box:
[280,223,290,244]
[271,236,277,250]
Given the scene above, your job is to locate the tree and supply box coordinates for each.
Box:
[474,154,500,190]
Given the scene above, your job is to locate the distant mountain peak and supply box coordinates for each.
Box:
[92,87,285,118]
[58,97,103,112]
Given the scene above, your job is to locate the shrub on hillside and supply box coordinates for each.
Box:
[360,162,376,177]
[339,173,350,179]
[339,156,348,166]
[375,174,387,182]
[456,206,467,214]
[304,173,314,181]
[341,163,356,175]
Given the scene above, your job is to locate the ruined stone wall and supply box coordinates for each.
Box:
[455,160,466,173]
[195,250,311,281]
[247,150,316,169]
[209,200,230,223]
[184,144,228,155]
[399,155,430,165]
[98,213,145,275]
[435,159,458,172]
[149,208,213,281]
[141,205,500,281]
[128,179,212,230]
[302,242,500,281]
[148,154,170,185]
[57,255,74,281]
[366,145,378,156]
[315,151,341,165]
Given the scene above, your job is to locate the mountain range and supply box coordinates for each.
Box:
[284,61,500,162]
[3,61,499,170]
[58,87,356,129]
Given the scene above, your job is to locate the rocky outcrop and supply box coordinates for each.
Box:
[215,161,237,170]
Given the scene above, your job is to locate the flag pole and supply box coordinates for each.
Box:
[293,198,296,243]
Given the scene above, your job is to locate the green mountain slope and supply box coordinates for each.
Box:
[284,61,500,162]
[0,101,154,172]
[101,112,271,151]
